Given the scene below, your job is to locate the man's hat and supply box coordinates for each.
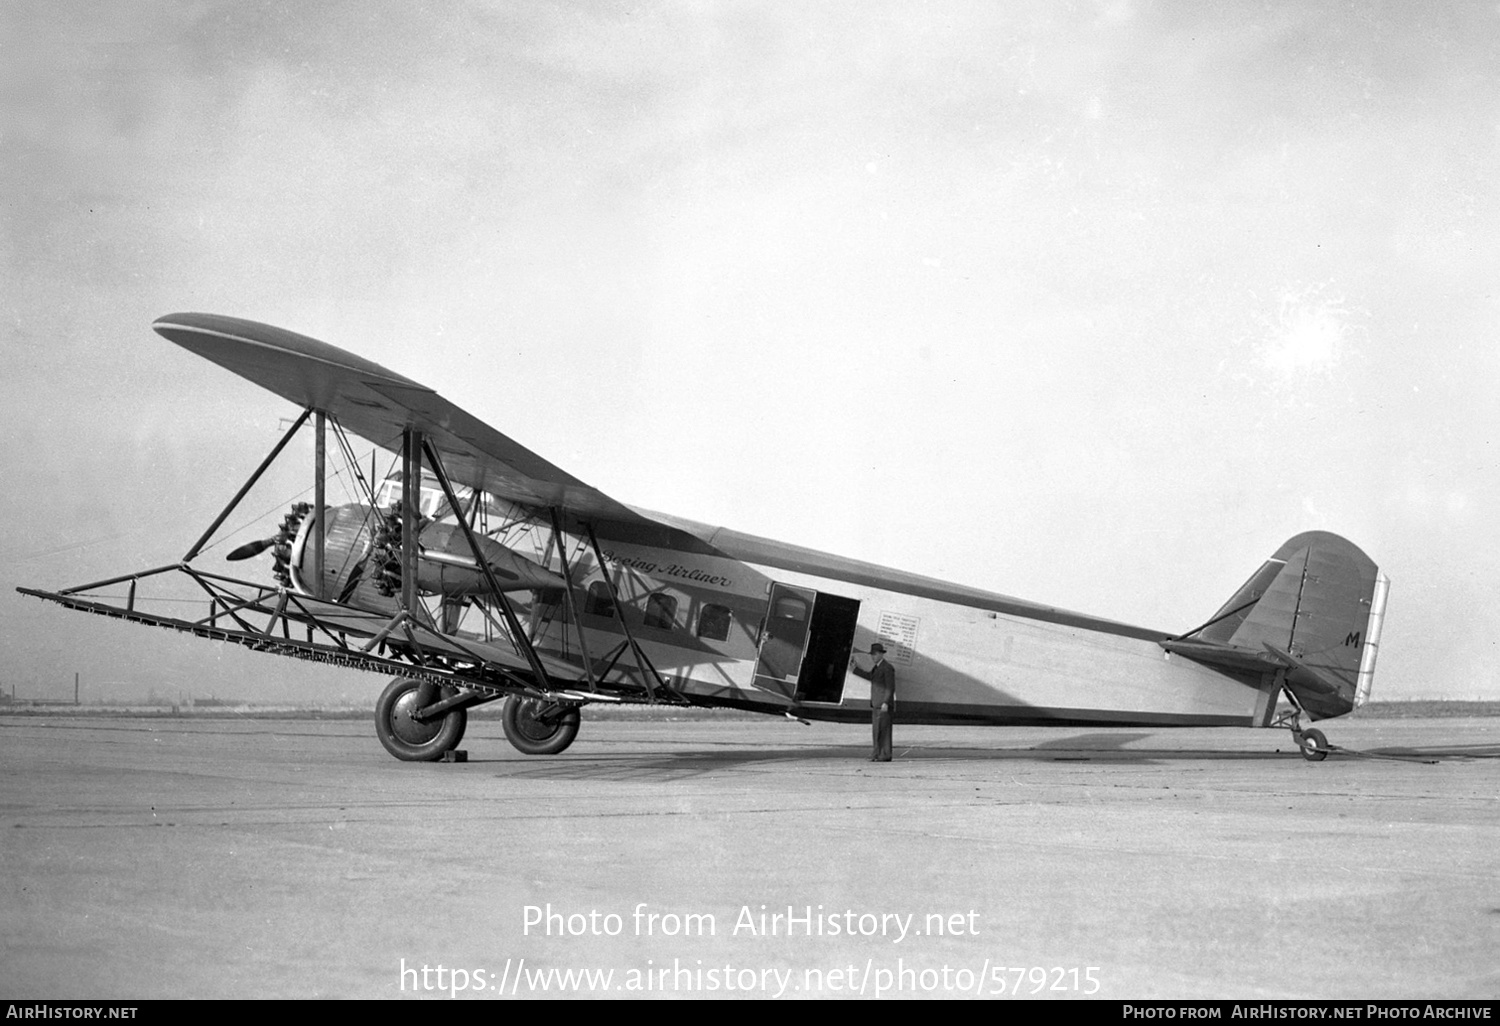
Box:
[869,643,887,654]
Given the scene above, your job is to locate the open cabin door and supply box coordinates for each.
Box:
[752,583,860,704]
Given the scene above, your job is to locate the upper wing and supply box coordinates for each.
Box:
[152,312,647,523]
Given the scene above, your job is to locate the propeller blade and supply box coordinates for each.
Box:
[226,537,276,561]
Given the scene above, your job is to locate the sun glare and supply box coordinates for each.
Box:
[1258,284,1351,381]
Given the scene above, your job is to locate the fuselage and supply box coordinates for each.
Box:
[282,486,1279,728]
[527,510,1276,729]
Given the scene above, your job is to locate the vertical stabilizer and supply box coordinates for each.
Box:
[1170,532,1386,720]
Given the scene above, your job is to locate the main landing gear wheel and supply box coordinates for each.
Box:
[375,677,468,762]
[501,695,580,756]
[1297,727,1329,762]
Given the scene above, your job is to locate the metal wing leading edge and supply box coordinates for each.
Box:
[152,312,648,525]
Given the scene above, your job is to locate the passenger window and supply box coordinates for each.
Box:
[585,580,616,618]
[697,603,732,642]
[643,593,677,630]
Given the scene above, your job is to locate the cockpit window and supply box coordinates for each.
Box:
[375,476,459,519]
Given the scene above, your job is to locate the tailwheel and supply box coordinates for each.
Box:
[501,695,581,756]
[1274,683,1331,763]
[375,677,468,762]
[1296,727,1329,762]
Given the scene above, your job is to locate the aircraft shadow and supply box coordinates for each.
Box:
[1354,744,1500,760]
[468,732,1476,781]
[473,731,1500,781]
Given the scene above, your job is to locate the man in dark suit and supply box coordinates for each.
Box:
[851,643,895,762]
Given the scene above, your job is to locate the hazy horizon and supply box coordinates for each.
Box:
[4,2,1497,703]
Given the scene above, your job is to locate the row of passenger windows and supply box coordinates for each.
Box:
[583,581,734,642]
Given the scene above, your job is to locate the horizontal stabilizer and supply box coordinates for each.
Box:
[1159,638,1283,675]
[1261,643,1340,695]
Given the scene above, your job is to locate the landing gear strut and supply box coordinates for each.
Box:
[501,695,580,755]
[375,677,468,761]
[1273,685,1331,762]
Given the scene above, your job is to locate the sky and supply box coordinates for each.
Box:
[2,0,1497,703]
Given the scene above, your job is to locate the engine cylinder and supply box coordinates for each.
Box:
[283,503,564,607]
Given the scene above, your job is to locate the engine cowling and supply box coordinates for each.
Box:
[280,503,565,606]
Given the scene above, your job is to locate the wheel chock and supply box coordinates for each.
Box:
[441,750,468,763]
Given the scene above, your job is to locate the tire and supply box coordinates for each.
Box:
[375,677,468,762]
[501,695,581,756]
[1298,727,1329,762]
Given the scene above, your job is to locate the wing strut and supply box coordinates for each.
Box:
[312,411,326,600]
[549,508,599,693]
[583,524,671,702]
[330,417,381,508]
[402,429,422,615]
[420,437,554,691]
[183,407,313,562]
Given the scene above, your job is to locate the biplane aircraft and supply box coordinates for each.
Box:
[20,314,1390,762]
